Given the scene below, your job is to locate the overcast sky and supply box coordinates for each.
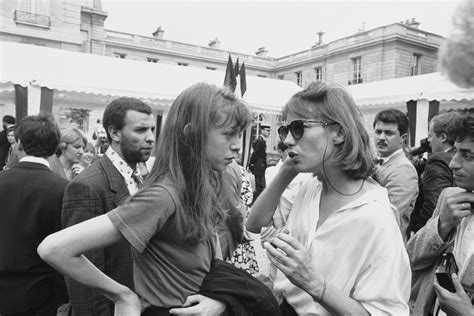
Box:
[101,0,461,57]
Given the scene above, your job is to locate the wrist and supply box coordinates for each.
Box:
[108,285,136,303]
[311,278,327,303]
[437,218,453,241]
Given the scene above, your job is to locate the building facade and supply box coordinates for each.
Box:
[1,0,444,88]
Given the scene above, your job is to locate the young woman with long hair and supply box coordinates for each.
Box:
[38,82,252,315]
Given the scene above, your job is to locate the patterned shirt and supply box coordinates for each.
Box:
[105,147,143,195]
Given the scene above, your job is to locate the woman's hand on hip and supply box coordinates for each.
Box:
[169,294,225,315]
[113,289,142,316]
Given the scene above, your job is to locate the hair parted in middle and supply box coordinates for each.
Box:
[282,81,374,179]
[134,82,252,244]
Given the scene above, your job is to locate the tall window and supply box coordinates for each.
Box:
[295,71,302,87]
[350,57,362,84]
[314,67,322,81]
[411,53,422,76]
[15,0,50,27]
[16,0,50,15]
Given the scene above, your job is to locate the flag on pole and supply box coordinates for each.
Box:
[224,55,237,92]
[240,62,247,97]
[234,58,240,78]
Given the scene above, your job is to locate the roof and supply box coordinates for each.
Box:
[348,72,474,107]
[0,41,301,114]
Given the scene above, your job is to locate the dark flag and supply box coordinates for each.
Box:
[240,62,247,97]
[234,58,240,78]
[224,55,237,92]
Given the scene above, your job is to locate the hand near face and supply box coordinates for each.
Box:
[169,294,226,315]
[264,232,325,300]
[437,187,474,240]
[72,163,85,175]
[434,273,474,315]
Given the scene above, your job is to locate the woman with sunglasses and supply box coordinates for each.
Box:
[247,81,411,315]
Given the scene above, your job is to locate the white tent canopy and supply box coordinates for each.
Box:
[0,41,301,114]
[348,72,474,107]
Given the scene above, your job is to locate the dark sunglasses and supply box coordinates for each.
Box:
[278,120,334,140]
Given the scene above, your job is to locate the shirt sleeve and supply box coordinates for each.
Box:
[108,183,176,253]
[352,210,412,315]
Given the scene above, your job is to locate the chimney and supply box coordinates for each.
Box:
[409,18,420,29]
[255,46,268,57]
[317,31,324,45]
[152,26,164,39]
[208,37,221,49]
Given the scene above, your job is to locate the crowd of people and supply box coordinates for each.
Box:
[1,1,473,314]
[0,80,472,316]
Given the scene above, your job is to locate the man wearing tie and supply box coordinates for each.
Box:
[61,97,155,315]
[372,109,418,244]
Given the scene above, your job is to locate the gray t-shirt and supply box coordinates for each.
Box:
[108,178,218,308]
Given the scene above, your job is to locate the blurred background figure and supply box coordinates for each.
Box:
[248,124,270,204]
[3,126,17,169]
[0,115,16,170]
[48,127,87,180]
[408,111,460,235]
[72,142,96,176]
[438,0,474,88]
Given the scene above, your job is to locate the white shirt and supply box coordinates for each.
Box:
[20,156,50,168]
[274,176,411,315]
[105,147,142,195]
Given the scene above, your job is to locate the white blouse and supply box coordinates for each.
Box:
[273,177,411,315]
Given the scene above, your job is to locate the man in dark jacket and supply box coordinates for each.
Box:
[409,111,460,234]
[249,124,270,203]
[62,97,155,316]
[0,114,68,315]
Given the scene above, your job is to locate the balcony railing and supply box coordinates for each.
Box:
[105,30,275,67]
[14,10,50,28]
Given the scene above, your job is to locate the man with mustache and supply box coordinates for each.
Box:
[372,108,418,244]
[61,97,156,316]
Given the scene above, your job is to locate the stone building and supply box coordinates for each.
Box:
[1,0,444,87]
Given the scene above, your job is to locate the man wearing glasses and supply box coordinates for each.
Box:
[249,124,270,203]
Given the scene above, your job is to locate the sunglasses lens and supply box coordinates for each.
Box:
[290,120,304,140]
[278,126,288,140]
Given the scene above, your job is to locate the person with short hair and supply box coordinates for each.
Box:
[0,114,68,315]
[372,108,419,243]
[409,111,461,234]
[38,83,262,315]
[247,81,410,315]
[61,97,155,316]
[407,113,474,315]
[48,127,87,180]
